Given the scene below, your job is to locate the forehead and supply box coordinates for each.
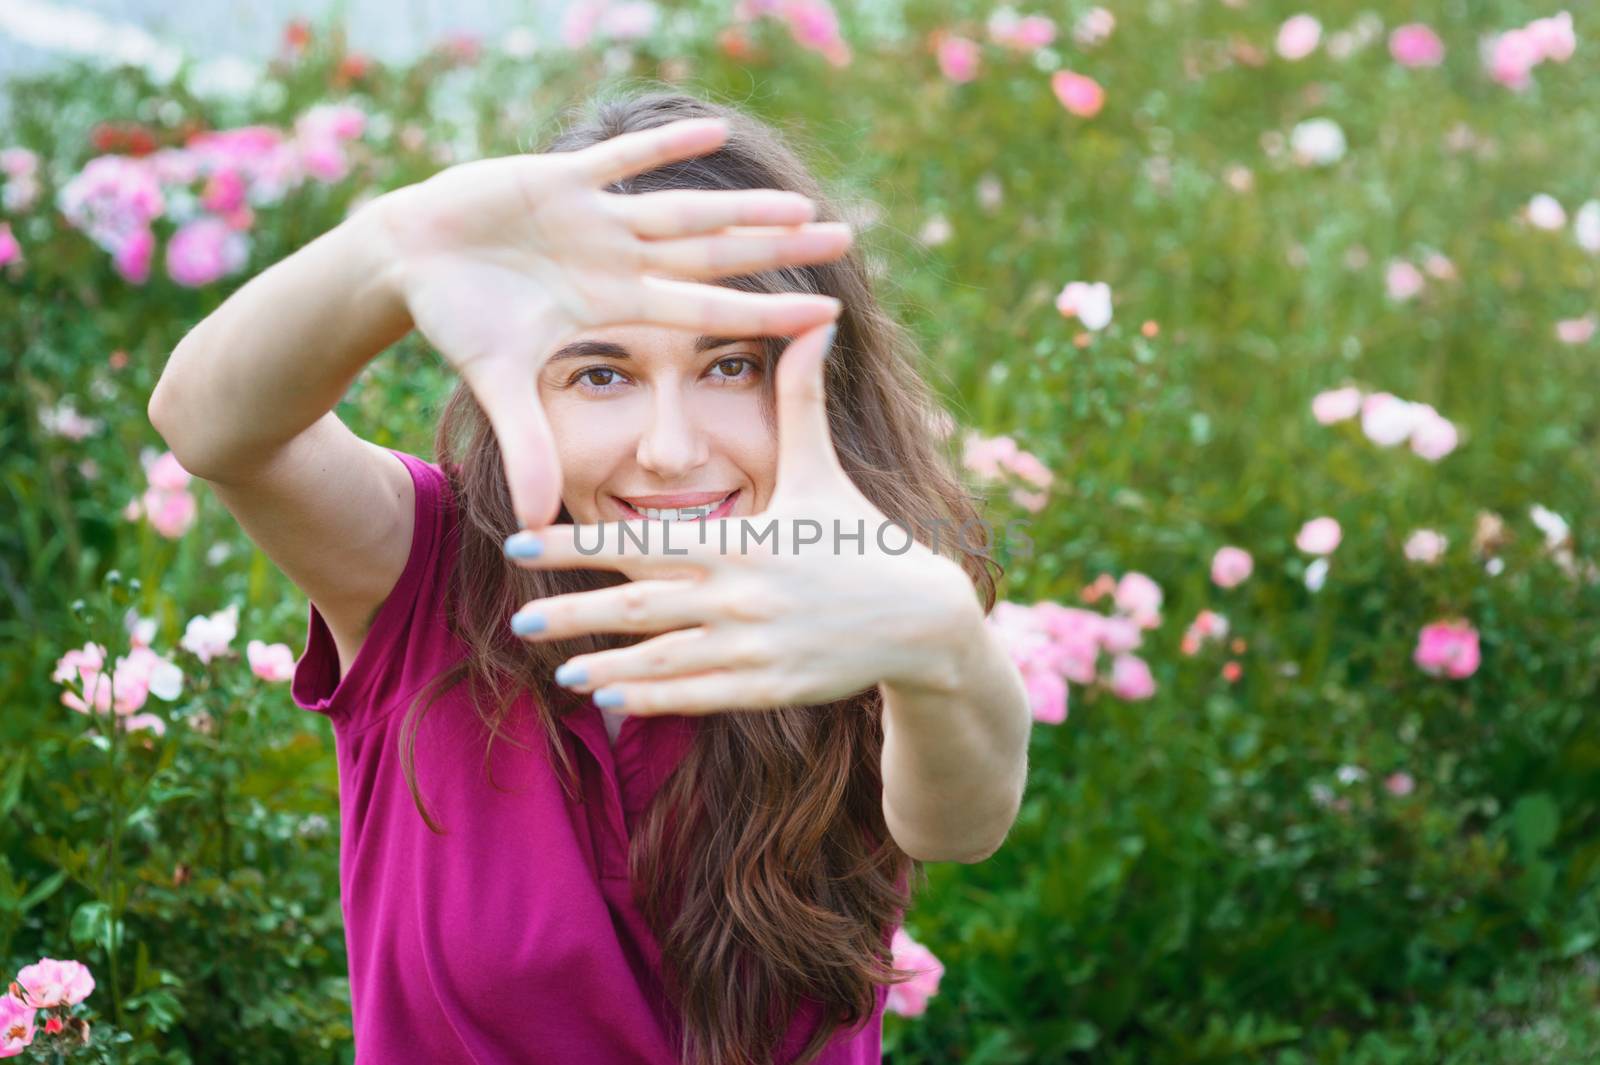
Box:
[552,323,767,362]
[568,323,701,349]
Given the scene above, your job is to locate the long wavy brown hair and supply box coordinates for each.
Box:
[398,86,1001,1065]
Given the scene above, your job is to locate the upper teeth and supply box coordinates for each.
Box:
[631,493,732,521]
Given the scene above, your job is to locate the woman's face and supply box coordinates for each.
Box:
[539,322,778,525]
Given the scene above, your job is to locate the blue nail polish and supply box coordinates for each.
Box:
[511,610,546,635]
[593,687,625,709]
[504,532,543,559]
[555,662,587,687]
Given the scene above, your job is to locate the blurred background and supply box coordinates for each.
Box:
[2,1,1598,1062]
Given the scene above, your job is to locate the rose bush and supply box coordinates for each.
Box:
[3,2,1598,1061]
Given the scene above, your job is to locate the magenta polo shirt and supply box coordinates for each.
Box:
[291,448,901,1063]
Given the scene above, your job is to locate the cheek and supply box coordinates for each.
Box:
[542,394,635,503]
[700,391,778,491]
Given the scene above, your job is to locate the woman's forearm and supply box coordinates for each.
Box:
[879,613,1032,863]
[147,192,413,482]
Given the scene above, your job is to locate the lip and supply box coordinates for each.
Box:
[614,489,739,521]
[617,490,731,507]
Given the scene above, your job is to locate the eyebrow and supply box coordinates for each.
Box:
[545,336,754,363]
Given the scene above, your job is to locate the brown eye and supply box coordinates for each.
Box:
[580,367,620,387]
[711,356,757,381]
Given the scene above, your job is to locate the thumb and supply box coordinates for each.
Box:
[773,318,845,496]
[464,357,564,529]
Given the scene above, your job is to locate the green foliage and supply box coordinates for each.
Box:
[2,1,1598,1061]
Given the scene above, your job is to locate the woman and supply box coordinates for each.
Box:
[148,88,1031,1065]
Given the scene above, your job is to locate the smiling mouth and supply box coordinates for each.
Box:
[614,490,740,522]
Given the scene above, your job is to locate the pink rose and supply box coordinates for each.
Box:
[1527,193,1566,230]
[1181,610,1229,655]
[1097,615,1142,656]
[962,432,1018,481]
[1389,24,1445,67]
[1295,517,1341,555]
[13,958,95,1009]
[247,639,296,682]
[1408,406,1460,461]
[1311,386,1363,424]
[1033,604,1103,684]
[1360,392,1422,447]
[181,604,240,664]
[1403,529,1448,565]
[142,486,198,539]
[1073,8,1115,48]
[0,147,37,179]
[1108,654,1156,700]
[0,222,20,268]
[145,450,192,492]
[1423,252,1457,280]
[0,993,34,1055]
[112,228,155,285]
[1013,15,1057,50]
[560,0,604,48]
[601,1,658,41]
[885,928,944,1017]
[1488,28,1540,90]
[1555,315,1596,345]
[1009,488,1048,512]
[1022,667,1067,725]
[936,35,980,83]
[1385,260,1425,301]
[122,713,167,736]
[166,216,249,287]
[1414,620,1480,679]
[200,168,247,213]
[1275,14,1322,61]
[1005,450,1053,490]
[1211,546,1254,589]
[117,644,183,702]
[1051,70,1105,118]
[1113,572,1163,629]
[1525,12,1575,63]
[989,10,1056,51]
[1055,280,1113,330]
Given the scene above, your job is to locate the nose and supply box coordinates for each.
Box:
[634,385,709,478]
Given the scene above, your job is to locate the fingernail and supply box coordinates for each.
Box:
[822,323,837,360]
[555,662,587,687]
[511,610,546,635]
[594,687,625,709]
[504,531,543,559]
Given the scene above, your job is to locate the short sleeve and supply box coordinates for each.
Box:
[290,448,457,731]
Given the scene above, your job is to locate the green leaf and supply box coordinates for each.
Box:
[16,868,67,913]
[1510,793,1560,858]
[0,756,26,818]
[70,899,120,950]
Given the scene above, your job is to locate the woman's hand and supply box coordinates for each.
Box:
[373,117,851,529]
[501,320,987,715]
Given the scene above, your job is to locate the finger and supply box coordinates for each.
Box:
[614,188,816,238]
[587,671,780,716]
[773,319,848,494]
[462,357,564,528]
[504,518,726,578]
[554,628,767,692]
[575,117,730,187]
[634,276,841,339]
[635,223,853,281]
[510,579,713,642]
